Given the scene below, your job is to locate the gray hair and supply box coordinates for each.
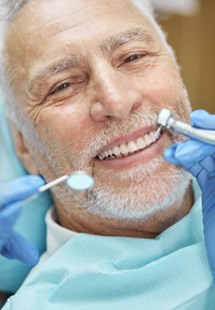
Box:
[0,0,175,131]
[0,0,28,21]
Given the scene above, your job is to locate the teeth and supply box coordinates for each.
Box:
[120,144,129,156]
[136,137,146,149]
[97,130,161,160]
[127,141,138,153]
[149,131,156,142]
[144,134,151,146]
[113,146,121,156]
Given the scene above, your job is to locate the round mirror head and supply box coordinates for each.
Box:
[66,171,94,191]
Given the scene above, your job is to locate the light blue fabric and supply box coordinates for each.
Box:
[3,181,215,309]
[0,96,52,293]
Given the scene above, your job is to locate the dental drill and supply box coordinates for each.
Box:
[156,109,215,145]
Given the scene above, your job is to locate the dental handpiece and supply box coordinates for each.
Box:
[156,109,215,145]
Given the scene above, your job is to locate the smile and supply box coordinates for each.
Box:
[97,130,160,160]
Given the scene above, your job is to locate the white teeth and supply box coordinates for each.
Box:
[97,129,161,160]
[144,134,151,146]
[113,146,121,156]
[104,150,109,157]
[149,131,156,142]
[120,144,129,155]
[108,149,112,156]
[127,141,138,153]
[136,137,146,149]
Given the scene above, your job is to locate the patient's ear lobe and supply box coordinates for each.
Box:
[9,123,40,175]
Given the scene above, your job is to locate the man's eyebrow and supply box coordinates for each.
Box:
[27,55,85,91]
[100,27,153,54]
[27,28,153,91]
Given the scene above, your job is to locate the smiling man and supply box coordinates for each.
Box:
[3,0,193,236]
[1,0,214,309]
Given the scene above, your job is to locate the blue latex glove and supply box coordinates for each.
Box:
[164,109,215,279]
[0,175,45,266]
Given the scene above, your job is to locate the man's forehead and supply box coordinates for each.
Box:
[10,0,150,34]
[6,0,154,55]
[5,0,158,85]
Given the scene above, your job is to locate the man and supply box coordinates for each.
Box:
[1,0,215,308]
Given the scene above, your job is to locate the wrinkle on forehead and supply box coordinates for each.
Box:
[6,0,154,56]
[9,0,151,36]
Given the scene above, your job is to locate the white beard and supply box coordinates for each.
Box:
[59,109,192,223]
[28,91,192,224]
[77,155,192,222]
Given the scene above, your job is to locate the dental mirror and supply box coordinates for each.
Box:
[39,171,94,193]
[22,171,94,205]
[66,171,94,191]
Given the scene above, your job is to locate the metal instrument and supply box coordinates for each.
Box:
[22,171,94,205]
[156,109,215,145]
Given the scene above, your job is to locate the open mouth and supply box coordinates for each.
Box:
[96,129,161,161]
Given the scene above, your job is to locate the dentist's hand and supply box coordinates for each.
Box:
[0,175,45,265]
[164,109,215,279]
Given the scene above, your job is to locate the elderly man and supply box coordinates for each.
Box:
[1,0,215,308]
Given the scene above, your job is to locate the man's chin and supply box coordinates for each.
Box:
[85,164,192,223]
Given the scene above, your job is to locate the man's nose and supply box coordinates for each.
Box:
[90,64,142,122]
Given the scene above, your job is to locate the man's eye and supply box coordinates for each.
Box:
[51,82,72,95]
[124,53,146,63]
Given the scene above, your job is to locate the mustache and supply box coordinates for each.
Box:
[95,110,156,146]
[73,108,158,168]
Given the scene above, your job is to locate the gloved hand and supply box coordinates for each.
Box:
[164,109,215,280]
[0,175,45,266]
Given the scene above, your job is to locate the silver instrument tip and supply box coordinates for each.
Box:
[156,109,173,128]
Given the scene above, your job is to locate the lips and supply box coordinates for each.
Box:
[96,128,161,160]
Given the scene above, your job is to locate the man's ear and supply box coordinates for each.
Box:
[9,122,40,175]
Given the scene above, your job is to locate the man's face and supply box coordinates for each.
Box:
[5,0,192,234]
